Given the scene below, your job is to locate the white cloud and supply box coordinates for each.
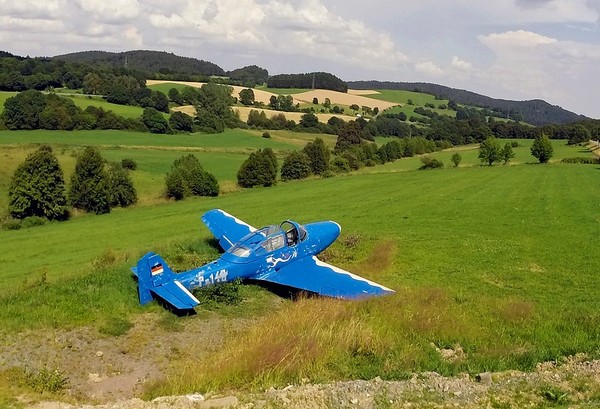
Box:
[147,0,407,71]
[122,26,143,47]
[479,30,558,48]
[73,0,141,23]
[451,56,474,71]
[414,61,444,76]
[474,29,600,115]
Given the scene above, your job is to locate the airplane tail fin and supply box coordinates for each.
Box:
[133,252,176,305]
[132,252,200,310]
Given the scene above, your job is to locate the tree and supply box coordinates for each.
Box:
[69,146,111,215]
[108,163,137,208]
[349,104,360,113]
[165,154,219,200]
[8,145,69,221]
[239,88,255,106]
[142,107,170,134]
[168,88,184,105]
[334,121,363,153]
[299,112,319,128]
[531,133,553,164]
[169,111,194,132]
[451,152,462,167]
[501,143,515,165]
[312,97,319,105]
[1,89,46,129]
[567,124,592,145]
[281,151,312,181]
[478,137,501,166]
[302,137,330,175]
[237,149,278,188]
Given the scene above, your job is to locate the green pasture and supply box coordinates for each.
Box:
[64,95,147,119]
[262,87,310,95]
[147,82,193,94]
[0,129,296,150]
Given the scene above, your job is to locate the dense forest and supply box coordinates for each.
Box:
[348,80,587,126]
[54,50,226,77]
[227,65,269,87]
[268,72,348,93]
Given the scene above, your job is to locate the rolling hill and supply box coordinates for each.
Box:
[53,50,226,76]
[348,80,587,126]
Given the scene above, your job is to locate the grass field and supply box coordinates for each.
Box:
[1,158,599,392]
[0,128,599,402]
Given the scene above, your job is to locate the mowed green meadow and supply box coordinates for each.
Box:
[0,130,599,394]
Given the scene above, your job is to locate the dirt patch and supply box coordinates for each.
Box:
[1,315,248,403]
[356,240,397,276]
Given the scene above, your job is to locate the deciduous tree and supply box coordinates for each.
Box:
[8,145,69,221]
[531,133,553,164]
[281,151,312,181]
[478,137,501,166]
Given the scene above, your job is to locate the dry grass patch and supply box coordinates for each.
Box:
[233,106,353,123]
[292,89,399,110]
[147,80,279,105]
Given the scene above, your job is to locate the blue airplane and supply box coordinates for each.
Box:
[132,209,394,310]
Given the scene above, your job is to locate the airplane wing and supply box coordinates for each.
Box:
[255,256,395,299]
[201,209,256,251]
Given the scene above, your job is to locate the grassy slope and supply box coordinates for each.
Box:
[1,160,599,392]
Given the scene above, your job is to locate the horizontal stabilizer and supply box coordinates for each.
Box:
[202,209,256,251]
[257,256,395,299]
[152,280,200,310]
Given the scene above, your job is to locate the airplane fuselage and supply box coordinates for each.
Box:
[174,220,341,292]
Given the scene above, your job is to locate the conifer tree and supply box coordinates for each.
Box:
[69,146,111,214]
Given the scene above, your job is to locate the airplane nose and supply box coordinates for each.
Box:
[306,220,341,254]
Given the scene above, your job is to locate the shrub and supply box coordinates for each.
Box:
[419,155,444,169]
[331,156,350,173]
[237,149,278,188]
[108,164,137,208]
[262,131,271,139]
[451,152,462,167]
[165,155,219,199]
[510,141,520,148]
[21,216,47,228]
[9,145,70,221]
[3,219,22,230]
[281,151,312,181]
[561,157,599,164]
[121,158,137,170]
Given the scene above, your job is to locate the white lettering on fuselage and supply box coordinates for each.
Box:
[192,269,228,288]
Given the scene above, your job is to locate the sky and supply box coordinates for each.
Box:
[0,0,598,118]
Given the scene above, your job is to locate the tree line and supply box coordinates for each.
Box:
[267,72,348,93]
[8,146,137,226]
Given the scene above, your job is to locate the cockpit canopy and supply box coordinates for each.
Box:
[227,220,307,258]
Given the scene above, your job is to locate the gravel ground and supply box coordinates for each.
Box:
[23,355,600,409]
